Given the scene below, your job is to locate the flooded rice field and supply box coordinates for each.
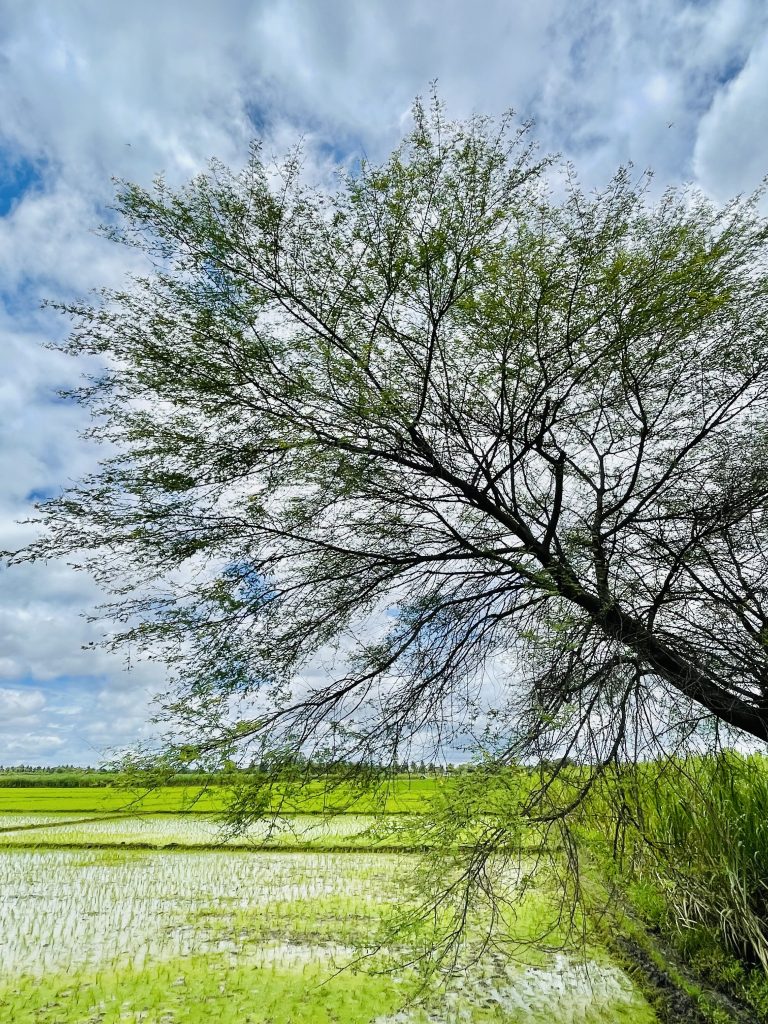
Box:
[0,816,657,1023]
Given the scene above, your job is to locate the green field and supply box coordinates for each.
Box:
[0,790,658,1024]
[0,812,417,851]
[0,777,442,815]
[14,759,768,1021]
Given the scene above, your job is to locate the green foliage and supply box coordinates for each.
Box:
[11,92,768,797]
[628,754,768,971]
[0,772,113,788]
[0,769,223,788]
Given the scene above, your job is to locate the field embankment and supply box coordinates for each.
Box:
[593,754,768,1022]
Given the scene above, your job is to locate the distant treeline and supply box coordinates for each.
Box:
[0,768,221,788]
[0,762,460,788]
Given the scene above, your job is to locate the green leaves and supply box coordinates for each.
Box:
[10,95,768,817]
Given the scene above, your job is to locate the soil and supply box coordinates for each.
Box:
[611,933,756,1024]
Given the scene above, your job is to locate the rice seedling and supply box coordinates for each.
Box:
[0,831,655,1022]
[0,812,386,850]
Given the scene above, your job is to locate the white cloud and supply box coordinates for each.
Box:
[0,687,46,720]
[694,29,768,198]
[2,734,67,759]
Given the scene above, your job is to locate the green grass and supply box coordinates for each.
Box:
[9,754,768,1019]
[591,755,768,964]
[0,787,225,814]
[0,772,681,1023]
[0,954,416,1024]
[599,754,768,1022]
[0,949,657,1024]
[0,917,654,1024]
[0,777,443,815]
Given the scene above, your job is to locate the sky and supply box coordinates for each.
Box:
[1,0,767,766]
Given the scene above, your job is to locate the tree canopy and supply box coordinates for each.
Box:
[11,97,768,817]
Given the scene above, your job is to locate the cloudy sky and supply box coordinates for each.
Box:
[1,0,767,766]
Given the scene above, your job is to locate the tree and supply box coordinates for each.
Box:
[10,95,768,825]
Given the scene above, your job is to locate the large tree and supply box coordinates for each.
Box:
[11,98,768,811]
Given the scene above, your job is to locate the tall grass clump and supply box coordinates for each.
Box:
[626,753,768,971]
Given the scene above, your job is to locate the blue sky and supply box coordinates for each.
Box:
[1,0,767,765]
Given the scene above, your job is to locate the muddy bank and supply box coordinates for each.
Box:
[611,932,755,1024]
